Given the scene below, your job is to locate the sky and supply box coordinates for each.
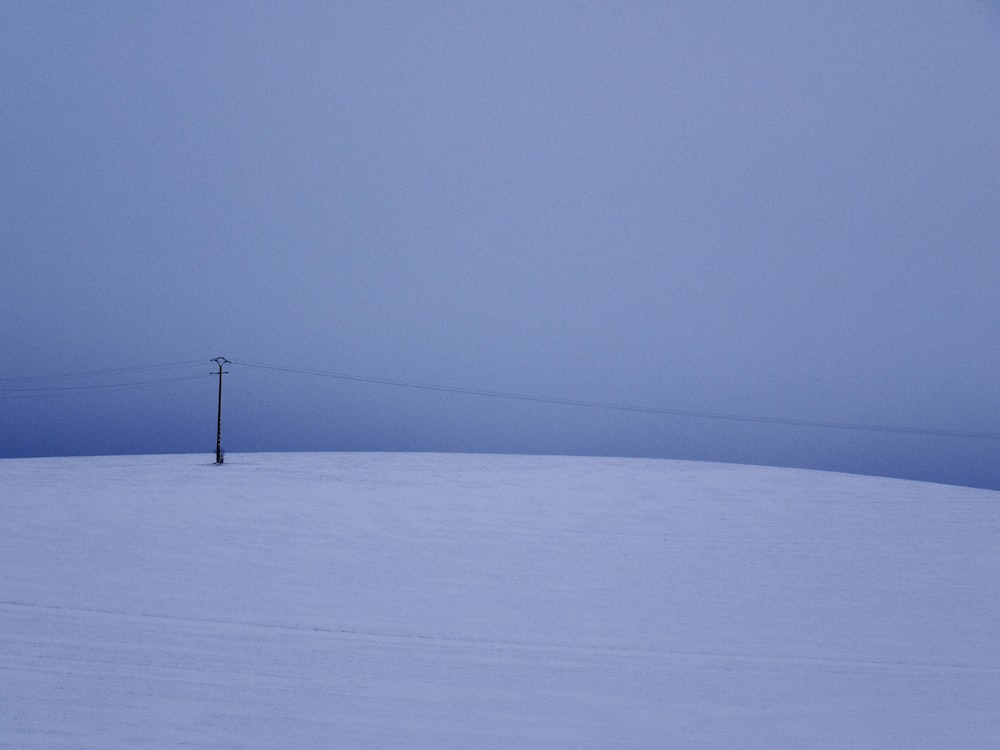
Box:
[2,1,999,488]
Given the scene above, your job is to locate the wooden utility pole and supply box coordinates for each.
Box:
[212,357,230,464]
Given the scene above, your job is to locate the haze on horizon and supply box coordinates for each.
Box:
[2,2,999,489]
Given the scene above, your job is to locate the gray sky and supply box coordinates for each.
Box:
[2,1,999,488]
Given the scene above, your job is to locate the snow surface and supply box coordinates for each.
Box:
[1,451,998,748]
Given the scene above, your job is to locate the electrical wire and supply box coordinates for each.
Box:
[231,360,1000,441]
[0,374,209,400]
[0,360,208,384]
[3,356,996,442]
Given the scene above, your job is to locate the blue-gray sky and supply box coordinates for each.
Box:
[2,1,999,489]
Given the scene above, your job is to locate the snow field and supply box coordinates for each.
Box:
[1,452,998,748]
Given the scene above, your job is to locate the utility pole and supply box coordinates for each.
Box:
[212,357,230,464]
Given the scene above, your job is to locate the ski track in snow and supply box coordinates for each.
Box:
[1,599,996,675]
[1,452,998,749]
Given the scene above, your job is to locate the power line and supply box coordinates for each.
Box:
[0,375,208,400]
[4,356,996,442]
[232,359,1000,442]
[0,360,207,384]
[0,360,210,400]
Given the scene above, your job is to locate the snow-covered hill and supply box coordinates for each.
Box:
[1,452,997,748]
